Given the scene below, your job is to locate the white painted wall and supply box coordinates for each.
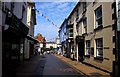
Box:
[40,43,43,48]
[24,2,36,59]
[46,43,57,48]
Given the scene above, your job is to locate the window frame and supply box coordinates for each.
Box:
[86,40,90,56]
[96,38,103,59]
[69,28,73,38]
[95,6,102,29]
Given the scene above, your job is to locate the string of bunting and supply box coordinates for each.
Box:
[36,9,59,29]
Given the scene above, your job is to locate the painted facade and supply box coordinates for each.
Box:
[24,2,37,59]
[59,1,117,73]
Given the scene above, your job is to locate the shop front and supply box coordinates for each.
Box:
[2,10,29,76]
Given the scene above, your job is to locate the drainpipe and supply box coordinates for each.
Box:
[115,0,120,77]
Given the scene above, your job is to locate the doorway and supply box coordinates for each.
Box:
[78,41,84,62]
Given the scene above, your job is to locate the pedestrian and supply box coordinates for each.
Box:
[38,47,41,55]
[35,48,38,55]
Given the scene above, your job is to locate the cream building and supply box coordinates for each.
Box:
[63,1,116,74]
[74,1,116,73]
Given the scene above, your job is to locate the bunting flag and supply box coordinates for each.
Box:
[36,9,59,29]
[44,16,47,19]
[47,19,51,22]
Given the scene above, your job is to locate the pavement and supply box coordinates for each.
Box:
[54,54,112,77]
[16,55,44,77]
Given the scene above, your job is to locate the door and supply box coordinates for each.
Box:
[78,41,84,62]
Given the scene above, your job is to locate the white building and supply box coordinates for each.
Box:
[46,42,57,49]
[56,37,61,48]
[24,2,37,59]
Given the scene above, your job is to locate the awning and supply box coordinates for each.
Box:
[26,35,39,43]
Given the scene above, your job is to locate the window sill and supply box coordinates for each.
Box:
[94,25,103,32]
[94,56,103,61]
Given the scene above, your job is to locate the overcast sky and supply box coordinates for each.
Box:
[34,2,77,42]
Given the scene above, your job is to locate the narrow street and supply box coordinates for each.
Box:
[16,54,86,77]
[2,1,119,77]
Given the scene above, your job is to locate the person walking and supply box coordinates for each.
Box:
[38,47,41,55]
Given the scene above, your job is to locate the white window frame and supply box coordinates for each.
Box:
[95,6,102,28]
[69,28,73,38]
[86,40,90,55]
[96,38,103,58]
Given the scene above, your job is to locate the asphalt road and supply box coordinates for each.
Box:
[34,54,86,77]
[16,54,86,77]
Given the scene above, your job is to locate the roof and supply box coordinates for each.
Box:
[66,2,80,20]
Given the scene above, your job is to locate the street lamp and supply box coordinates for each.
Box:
[68,39,71,43]
[4,11,12,30]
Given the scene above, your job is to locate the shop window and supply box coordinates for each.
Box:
[11,44,20,60]
[96,38,103,58]
[95,6,103,29]
[86,40,90,56]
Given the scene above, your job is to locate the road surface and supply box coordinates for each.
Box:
[16,54,86,77]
